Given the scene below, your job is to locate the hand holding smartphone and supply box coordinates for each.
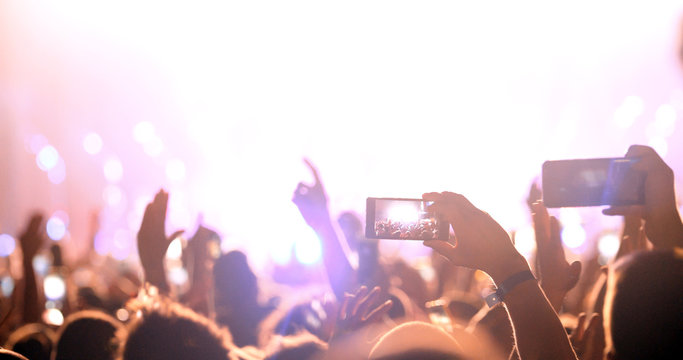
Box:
[365,198,450,240]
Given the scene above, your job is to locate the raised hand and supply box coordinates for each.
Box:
[137,189,183,292]
[19,214,44,261]
[336,286,392,336]
[292,159,330,229]
[603,145,683,249]
[531,201,581,312]
[569,313,606,360]
[614,215,648,260]
[422,192,528,284]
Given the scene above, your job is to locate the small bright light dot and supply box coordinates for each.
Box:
[116,308,130,322]
[44,274,66,300]
[133,121,156,144]
[143,136,164,157]
[32,255,50,276]
[46,217,67,241]
[561,224,587,249]
[47,159,66,184]
[166,238,183,260]
[294,230,322,265]
[598,233,620,260]
[648,137,668,157]
[1,276,14,297]
[83,132,103,155]
[654,104,676,137]
[103,157,124,183]
[36,145,59,171]
[613,96,644,129]
[514,225,536,258]
[103,185,123,206]
[169,267,188,286]
[165,159,186,183]
[29,134,48,154]
[43,308,64,326]
[0,234,16,257]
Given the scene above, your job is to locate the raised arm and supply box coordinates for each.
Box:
[18,214,44,324]
[423,192,577,360]
[292,159,356,300]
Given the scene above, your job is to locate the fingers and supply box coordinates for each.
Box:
[168,230,185,244]
[573,312,587,340]
[339,292,354,321]
[423,240,456,262]
[602,205,643,217]
[303,158,322,186]
[352,286,381,319]
[362,300,392,322]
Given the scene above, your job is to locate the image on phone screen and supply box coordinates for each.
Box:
[365,198,449,240]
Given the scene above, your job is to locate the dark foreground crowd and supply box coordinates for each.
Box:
[0,144,681,360]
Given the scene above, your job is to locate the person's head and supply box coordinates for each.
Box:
[214,251,258,306]
[4,323,54,360]
[264,332,327,360]
[53,310,125,360]
[122,294,234,360]
[604,249,683,360]
[0,349,29,360]
[368,322,465,360]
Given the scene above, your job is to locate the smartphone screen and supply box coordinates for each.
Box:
[542,157,645,208]
[366,198,449,240]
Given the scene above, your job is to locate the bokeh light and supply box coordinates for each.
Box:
[133,121,156,144]
[103,157,124,183]
[0,234,16,257]
[46,212,68,241]
[103,185,124,207]
[43,308,64,326]
[32,255,50,276]
[165,238,183,260]
[169,267,189,286]
[47,158,66,185]
[1,276,14,297]
[165,159,186,183]
[36,145,59,171]
[28,134,48,154]
[598,233,620,260]
[561,224,587,249]
[43,274,67,300]
[83,132,104,155]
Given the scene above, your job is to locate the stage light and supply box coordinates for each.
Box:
[103,185,124,206]
[133,121,156,144]
[166,237,183,260]
[1,276,14,297]
[44,274,66,300]
[103,157,124,183]
[613,95,644,129]
[561,224,586,249]
[46,217,66,241]
[513,225,536,258]
[0,234,16,257]
[83,132,103,155]
[294,229,322,265]
[386,203,420,223]
[598,233,620,260]
[43,308,64,326]
[165,159,186,183]
[36,145,59,171]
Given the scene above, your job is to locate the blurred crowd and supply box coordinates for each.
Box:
[0,143,680,360]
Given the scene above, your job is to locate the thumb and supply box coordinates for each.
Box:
[424,240,457,262]
[167,230,185,244]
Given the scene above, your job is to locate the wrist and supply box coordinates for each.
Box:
[487,253,531,286]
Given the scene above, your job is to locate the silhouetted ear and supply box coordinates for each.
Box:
[566,261,582,291]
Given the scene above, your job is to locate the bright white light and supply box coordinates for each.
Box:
[36,145,59,171]
[47,158,66,185]
[44,274,66,300]
[143,136,164,157]
[598,233,620,259]
[165,159,186,183]
[83,132,103,155]
[1,276,14,297]
[514,225,536,258]
[0,234,16,257]
[103,157,124,183]
[165,237,183,260]
[654,104,676,137]
[133,121,156,144]
[561,224,586,249]
[169,267,188,286]
[559,208,582,226]
[103,185,124,206]
[43,308,64,326]
[648,137,668,157]
[613,95,644,129]
[270,241,293,265]
[294,229,322,265]
[116,308,130,322]
[46,217,67,241]
[386,204,420,223]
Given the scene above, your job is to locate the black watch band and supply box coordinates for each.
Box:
[485,270,536,307]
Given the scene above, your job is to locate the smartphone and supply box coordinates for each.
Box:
[542,157,645,208]
[366,198,449,240]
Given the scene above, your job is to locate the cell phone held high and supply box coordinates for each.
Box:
[542,157,645,208]
[366,197,450,240]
